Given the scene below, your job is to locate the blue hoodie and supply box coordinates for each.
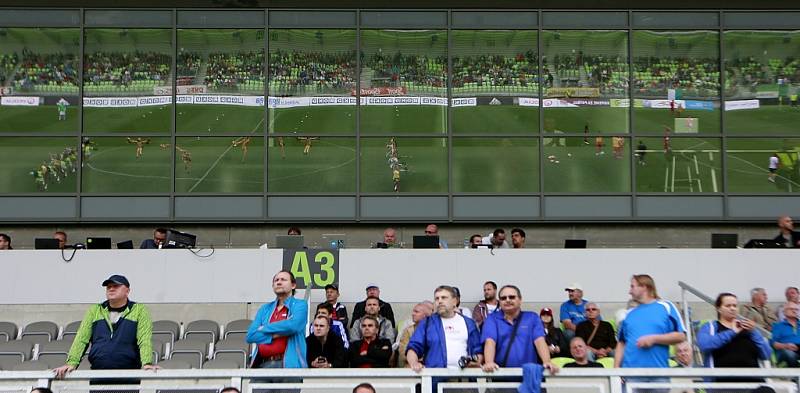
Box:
[247,296,308,368]
[696,320,771,368]
[406,314,482,368]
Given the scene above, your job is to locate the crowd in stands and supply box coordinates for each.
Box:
[0,50,78,90]
[269,49,355,92]
[451,52,539,89]
[206,51,264,90]
[83,51,170,87]
[365,51,446,88]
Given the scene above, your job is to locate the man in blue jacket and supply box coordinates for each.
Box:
[247,269,308,369]
[406,285,483,370]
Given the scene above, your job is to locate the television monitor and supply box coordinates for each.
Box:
[413,235,439,249]
[34,238,60,250]
[275,235,304,249]
[165,230,196,249]
[711,233,738,249]
[116,240,134,249]
[86,237,112,249]
[564,239,588,249]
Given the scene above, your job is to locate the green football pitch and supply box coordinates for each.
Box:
[2,103,800,194]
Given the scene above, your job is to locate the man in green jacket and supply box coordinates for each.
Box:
[54,275,159,378]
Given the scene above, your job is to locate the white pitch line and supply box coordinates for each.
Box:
[694,154,700,175]
[671,155,676,192]
[664,165,669,192]
[708,151,713,161]
[687,166,693,192]
[188,117,264,193]
[711,168,718,192]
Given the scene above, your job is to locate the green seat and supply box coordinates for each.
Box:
[597,357,615,368]
[551,357,575,368]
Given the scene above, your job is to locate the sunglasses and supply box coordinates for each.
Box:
[585,308,599,311]
[425,231,436,234]
[499,295,518,301]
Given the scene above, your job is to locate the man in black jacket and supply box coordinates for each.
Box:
[774,216,800,248]
[306,315,347,368]
[348,315,391,368]
[350,284,396,329]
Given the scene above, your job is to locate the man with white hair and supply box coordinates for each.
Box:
[740,287,777,332]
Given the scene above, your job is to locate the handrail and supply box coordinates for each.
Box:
[679,280,772,340]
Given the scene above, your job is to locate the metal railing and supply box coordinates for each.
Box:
[0,368,799,393]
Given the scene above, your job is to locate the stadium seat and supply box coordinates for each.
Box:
[61,320,81,341]
[551,357,575,368]
[156,359,194,370]
[36,340,73,367]
[76,358,90,370]
[10,360,50,371]
[223,319,252,340]
[203,359,240,369]
[0,340,34,367]
[185,320,220,343]
[152,320,180,347]
[212,338,249,368]
[597,357,615,368]
[0,322,18,342]
[20,321,59,345]
[170,339,209,369]
[151,337,166,363]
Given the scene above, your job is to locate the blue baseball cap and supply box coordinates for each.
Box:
[102,274,130,287]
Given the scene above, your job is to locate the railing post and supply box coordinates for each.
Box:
[681,287,693,349]
[609,376,624,393]
[421,374,433,393]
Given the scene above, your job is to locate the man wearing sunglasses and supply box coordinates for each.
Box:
[481,285,559,374]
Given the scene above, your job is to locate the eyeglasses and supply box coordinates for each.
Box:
[425,231,436,234]
[585,308,599,311]
[499,295,518,301]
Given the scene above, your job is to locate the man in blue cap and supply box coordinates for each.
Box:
[54,274,158,378]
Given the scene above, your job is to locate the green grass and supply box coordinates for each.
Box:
[0,107,79,133]
[0,137,78,193]
[81,137,172,193]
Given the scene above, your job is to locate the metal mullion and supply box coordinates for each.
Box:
[628,10,637,216]
[718,10,729,219]
[76,8,85,220]
[446,10,453,222]
[537,11,545,218]
[170,9,177,221]
[355,10,362,221]
[264,11,269,219]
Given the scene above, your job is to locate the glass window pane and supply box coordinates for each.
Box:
[453,138,539,192]
[723,31,800,134]
[83,29,173,133]
[174,136,263,193]
[80,136,171,193]
[268,29,356,135]
[0,28,80,133]
[542,136,631,192]
[360,137,447,192]
[360,30,447,134]
[634,137,721,193]
[267,136,355,192]
[632,30,721,134]
[177,29,265,135]
[726,138,800,193]
[0,137,78,193]
[451,30,539,134]
[542,30,629,134]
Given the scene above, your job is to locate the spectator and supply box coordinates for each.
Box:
[348,315,392,368]
[778,287,800,321]
[246,270,308,368]
[220,388,240,393]
[481,285,558,373]
[672,341,695,368]
[560,283,589,340]
[353,383,376,393]
[406,285,483,371]
[564,337,603,368]
[54,275,158,378]
[397,302,433,367]
[380,227,400,248]
[350,284,396,329]
[452,287,473,319]
[484,228,510,249]
[774,216,800,248]
[771,302,800,367]
[541,307,568,358]
[575,302,616,361]
[321,284,348,330]
[511,228,526,249]
[140,228,167,249]
[54,230,67,249]
[614,274,686,370]
[424,224,448,249]
[306,315,347,368]
[468,234,483,248]
[350,296,396,343]
[473,281,499,328]
[697,293,770,378]
[740,287,778,332]
[0,233,12,250]
[309,303,349,348]
[287,227,301,236]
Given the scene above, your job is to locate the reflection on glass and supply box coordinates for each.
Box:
[632,30,720,134]
[81,136,171,193]
[360,30,447,134]
[176,30,265,134]
[267,137,355,192]
[83,29,173,133]
[727,138,800,193]
[453,138,538,192]
[724,31,800,134]
[269,29,356,134]
[173,137,264,193]
[0,28,80,133]
[0,137,77,193]
[360,137,447,192]
[542,30,629,133]
[542,136,630,192]
[634,137,720,193]
[451,30,539,134]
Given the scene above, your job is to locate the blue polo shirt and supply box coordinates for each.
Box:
[560,299,589,325]
[618,300,686,368]
[771,321,800,345]
[481,311,545,367]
